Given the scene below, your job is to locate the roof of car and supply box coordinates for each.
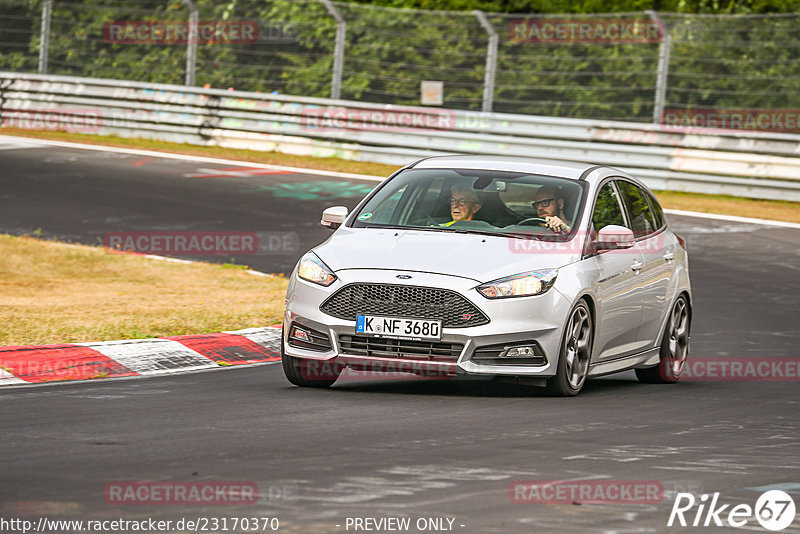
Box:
[409,155,605,180]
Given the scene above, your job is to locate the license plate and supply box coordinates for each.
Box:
[356,315,441,340]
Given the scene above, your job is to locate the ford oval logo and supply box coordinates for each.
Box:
[396,275,412,279]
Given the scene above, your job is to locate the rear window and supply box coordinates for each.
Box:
[616,180,658,238]
[645,191,665,229]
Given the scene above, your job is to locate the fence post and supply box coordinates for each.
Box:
[320,0,345,100]
[38,0,52,74]
[647,10,671,124]
[473,10,497,113]
[182,0,198,86]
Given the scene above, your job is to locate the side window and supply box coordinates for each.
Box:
[645,191,665,229]
[400,176,448,225]
[592,182,625,231]
[370,184,408,223]
[617,181,657,238]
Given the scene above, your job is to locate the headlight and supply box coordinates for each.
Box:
[297,252,337,287]
[477,270,557,299]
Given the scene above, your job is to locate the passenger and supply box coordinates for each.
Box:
[533,186,572,233]
[440,185,482,226]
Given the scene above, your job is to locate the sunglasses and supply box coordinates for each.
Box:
[450,198,473,207]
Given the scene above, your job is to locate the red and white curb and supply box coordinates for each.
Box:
[0,326,283,386]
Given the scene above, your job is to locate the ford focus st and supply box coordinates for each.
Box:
[282,155,691,396]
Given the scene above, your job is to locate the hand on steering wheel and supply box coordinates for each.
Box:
[543,215,571,233]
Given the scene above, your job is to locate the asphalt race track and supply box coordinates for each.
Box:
[1,140,799,533]
[0,139,378,274]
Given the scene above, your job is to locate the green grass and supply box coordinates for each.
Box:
[0,234,288,346]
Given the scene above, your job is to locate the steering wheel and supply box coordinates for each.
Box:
[517,217,547,226]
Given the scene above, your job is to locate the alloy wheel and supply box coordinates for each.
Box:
[565,305,592,390]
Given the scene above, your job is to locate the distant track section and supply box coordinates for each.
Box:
[3,71,800,200]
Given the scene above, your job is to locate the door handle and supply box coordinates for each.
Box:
[631,260,643,272]
[663,252,675,262]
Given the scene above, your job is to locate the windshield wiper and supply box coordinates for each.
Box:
[446,228,537,239]
[362,224,443,232]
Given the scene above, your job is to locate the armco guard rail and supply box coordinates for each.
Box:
[2,72,800,201]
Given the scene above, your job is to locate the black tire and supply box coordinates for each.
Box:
[546,300,593,397]
[636,295,690,384]
[281,338,340,388]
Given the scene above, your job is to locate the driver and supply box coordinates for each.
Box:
[533,186,572,233]
[440,185,482,226]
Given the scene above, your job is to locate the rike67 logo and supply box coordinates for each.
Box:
[669,490,796,531]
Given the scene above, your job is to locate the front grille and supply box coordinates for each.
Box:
[320,284,489,328]
[339,335,463,362]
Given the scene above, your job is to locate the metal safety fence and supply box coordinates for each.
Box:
[2,72,800,201]
[2,1,800,125]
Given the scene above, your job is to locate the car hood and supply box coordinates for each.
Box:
[313,227,581,283]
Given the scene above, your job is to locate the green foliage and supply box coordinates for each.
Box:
[0,1,38,72]
[343,0,800,13]
[592,183,625,230]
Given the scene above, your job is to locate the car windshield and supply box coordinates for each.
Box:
[351,168,585,239]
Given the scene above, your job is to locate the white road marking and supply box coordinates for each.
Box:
[0,139,41,151]
[0,368,27,385]
[664,208,800,229]
[80,339,217,375]
[185,167,289,178]
[225,327,283,352]
[0,134,384,181]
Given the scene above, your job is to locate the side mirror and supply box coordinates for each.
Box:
[595,225,635,251]
[321,206,348,230]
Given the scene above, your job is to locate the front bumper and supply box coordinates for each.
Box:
[284,269,571,377]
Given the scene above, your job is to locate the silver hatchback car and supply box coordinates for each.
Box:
[282,155,691,396]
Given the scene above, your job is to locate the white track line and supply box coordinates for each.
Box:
[664,209,800,229]
[225,327,283,352]
[2,134,798,228]
[0,368,27,385]
[123,253,274,277]
[81,339,217,375]
[0,134,385,181]
[0,140,40,151]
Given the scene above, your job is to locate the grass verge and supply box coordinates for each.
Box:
[0,234,288,346]
[4,128,800,223]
